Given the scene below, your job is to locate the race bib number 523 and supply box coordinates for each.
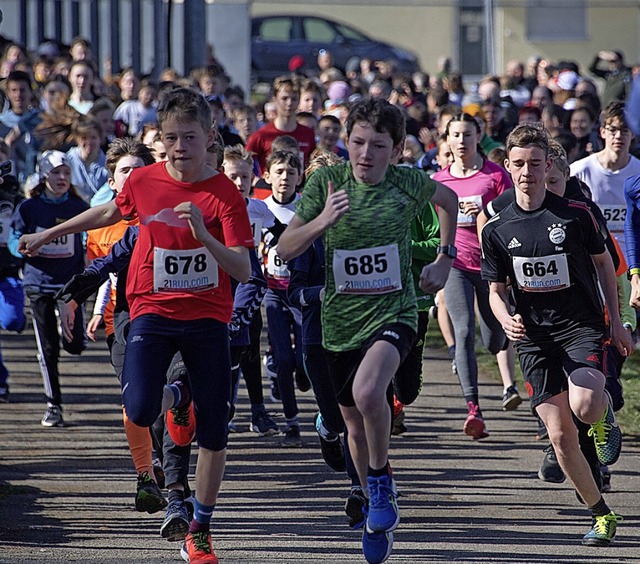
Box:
[153,247,218,293]
[333,244,402,294]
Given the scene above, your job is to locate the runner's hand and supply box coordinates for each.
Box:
[18,231,48,257]
[58,300,78,342]
[174,202,209,242]
[419,261,451,293]
[502,313,526,341]
[610,321,635,357]
[319,181,349,229]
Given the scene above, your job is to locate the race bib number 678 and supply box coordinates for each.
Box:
[333,244,402,294]
[153,247,218,293]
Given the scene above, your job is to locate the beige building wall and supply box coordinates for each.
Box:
[250,2,456,75]
[496,6,640,76]
[252,1,640,81]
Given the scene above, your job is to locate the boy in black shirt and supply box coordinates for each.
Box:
[481,124,633,547]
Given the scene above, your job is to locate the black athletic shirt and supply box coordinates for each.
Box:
[481,190,606,335]
[484,177,621,272]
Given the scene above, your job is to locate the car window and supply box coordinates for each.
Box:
[335,23,368,42]
[256,18,292,42]
[303,18,337,43]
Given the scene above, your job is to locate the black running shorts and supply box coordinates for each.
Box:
[517,325,605,410]
[325,322,416,407]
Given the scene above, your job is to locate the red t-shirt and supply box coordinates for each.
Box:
[115,162,254,322]
[246,122,316,175]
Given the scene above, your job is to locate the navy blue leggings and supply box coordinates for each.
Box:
[122,314,231,451]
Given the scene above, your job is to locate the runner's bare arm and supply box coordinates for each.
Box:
[419,181,457,293]
[174,201,251,283]
[278,181,349,261]
[19,200,122,256]
[489,281,526,341]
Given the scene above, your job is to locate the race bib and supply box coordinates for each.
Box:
[266,246,289,280]
[0,217,10,246]
[36,227,74,258]
[600,204,626,233]
[513,254,570,292]
[153,246,218,293]
[250,218,263,248]
[457,195,483,226]
[333,244,402,294]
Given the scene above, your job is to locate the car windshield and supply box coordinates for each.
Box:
[334,22,368,42]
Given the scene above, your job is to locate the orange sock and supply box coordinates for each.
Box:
[122,406,154,478]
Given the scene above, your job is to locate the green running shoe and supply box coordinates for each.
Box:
[582,512,623,546]
[588,392,622,466]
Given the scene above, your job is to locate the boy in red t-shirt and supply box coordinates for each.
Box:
[20,88,254,563]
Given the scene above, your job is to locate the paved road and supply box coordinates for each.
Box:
[0,328,639,564]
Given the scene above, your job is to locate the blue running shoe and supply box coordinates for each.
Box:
[366,474,399,533]
[582,512,623,546]
[362,529,393,564]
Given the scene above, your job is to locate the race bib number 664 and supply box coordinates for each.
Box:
[333,244,402,294]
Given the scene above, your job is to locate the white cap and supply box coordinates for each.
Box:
[38,150,70,180]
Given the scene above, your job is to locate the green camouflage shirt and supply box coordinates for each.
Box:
[296,162,436,351]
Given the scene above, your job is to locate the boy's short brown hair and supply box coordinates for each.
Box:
[157,87,212,133]
[266,149,302,173]
[223,144,254,168]
[72,115,102,140]
[506,123,550,157]
[105,137,155,177]
[600,101,628,127]
[272,76,300,98]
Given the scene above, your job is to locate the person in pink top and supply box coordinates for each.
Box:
[433,112,521,440]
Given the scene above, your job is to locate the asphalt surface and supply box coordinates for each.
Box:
[0,326,639,564]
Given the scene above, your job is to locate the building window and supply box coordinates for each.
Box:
[526,2,587,41]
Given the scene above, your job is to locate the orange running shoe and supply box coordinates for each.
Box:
[167,401,196,447]
[181,531,219,563]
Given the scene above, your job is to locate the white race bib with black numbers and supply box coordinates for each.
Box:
[513,253,570,292]
[36,227,74,258]
[0,217,10,246]
[457,195,483,226]
[250,218,263,248]
[153,246,218,293]
[333,244,402,294]
[600,204,626,233]
[266,246,289,280]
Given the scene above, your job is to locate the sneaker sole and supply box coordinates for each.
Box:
[464,418,489,440]
[582,535,615,547]
[502,395,523,411]
[161,515,189,542]
[135,492,168,514]
[41,420,65,427]
[537,468,566,484]
[250,424,280,437]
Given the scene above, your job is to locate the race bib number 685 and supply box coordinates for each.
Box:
[333,244,402,294]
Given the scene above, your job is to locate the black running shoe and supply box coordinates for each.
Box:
[135,471,167,514]
[345,487,368,529]
[502,385,523,411]
[538,444,566,483]
[314,413,345,471]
